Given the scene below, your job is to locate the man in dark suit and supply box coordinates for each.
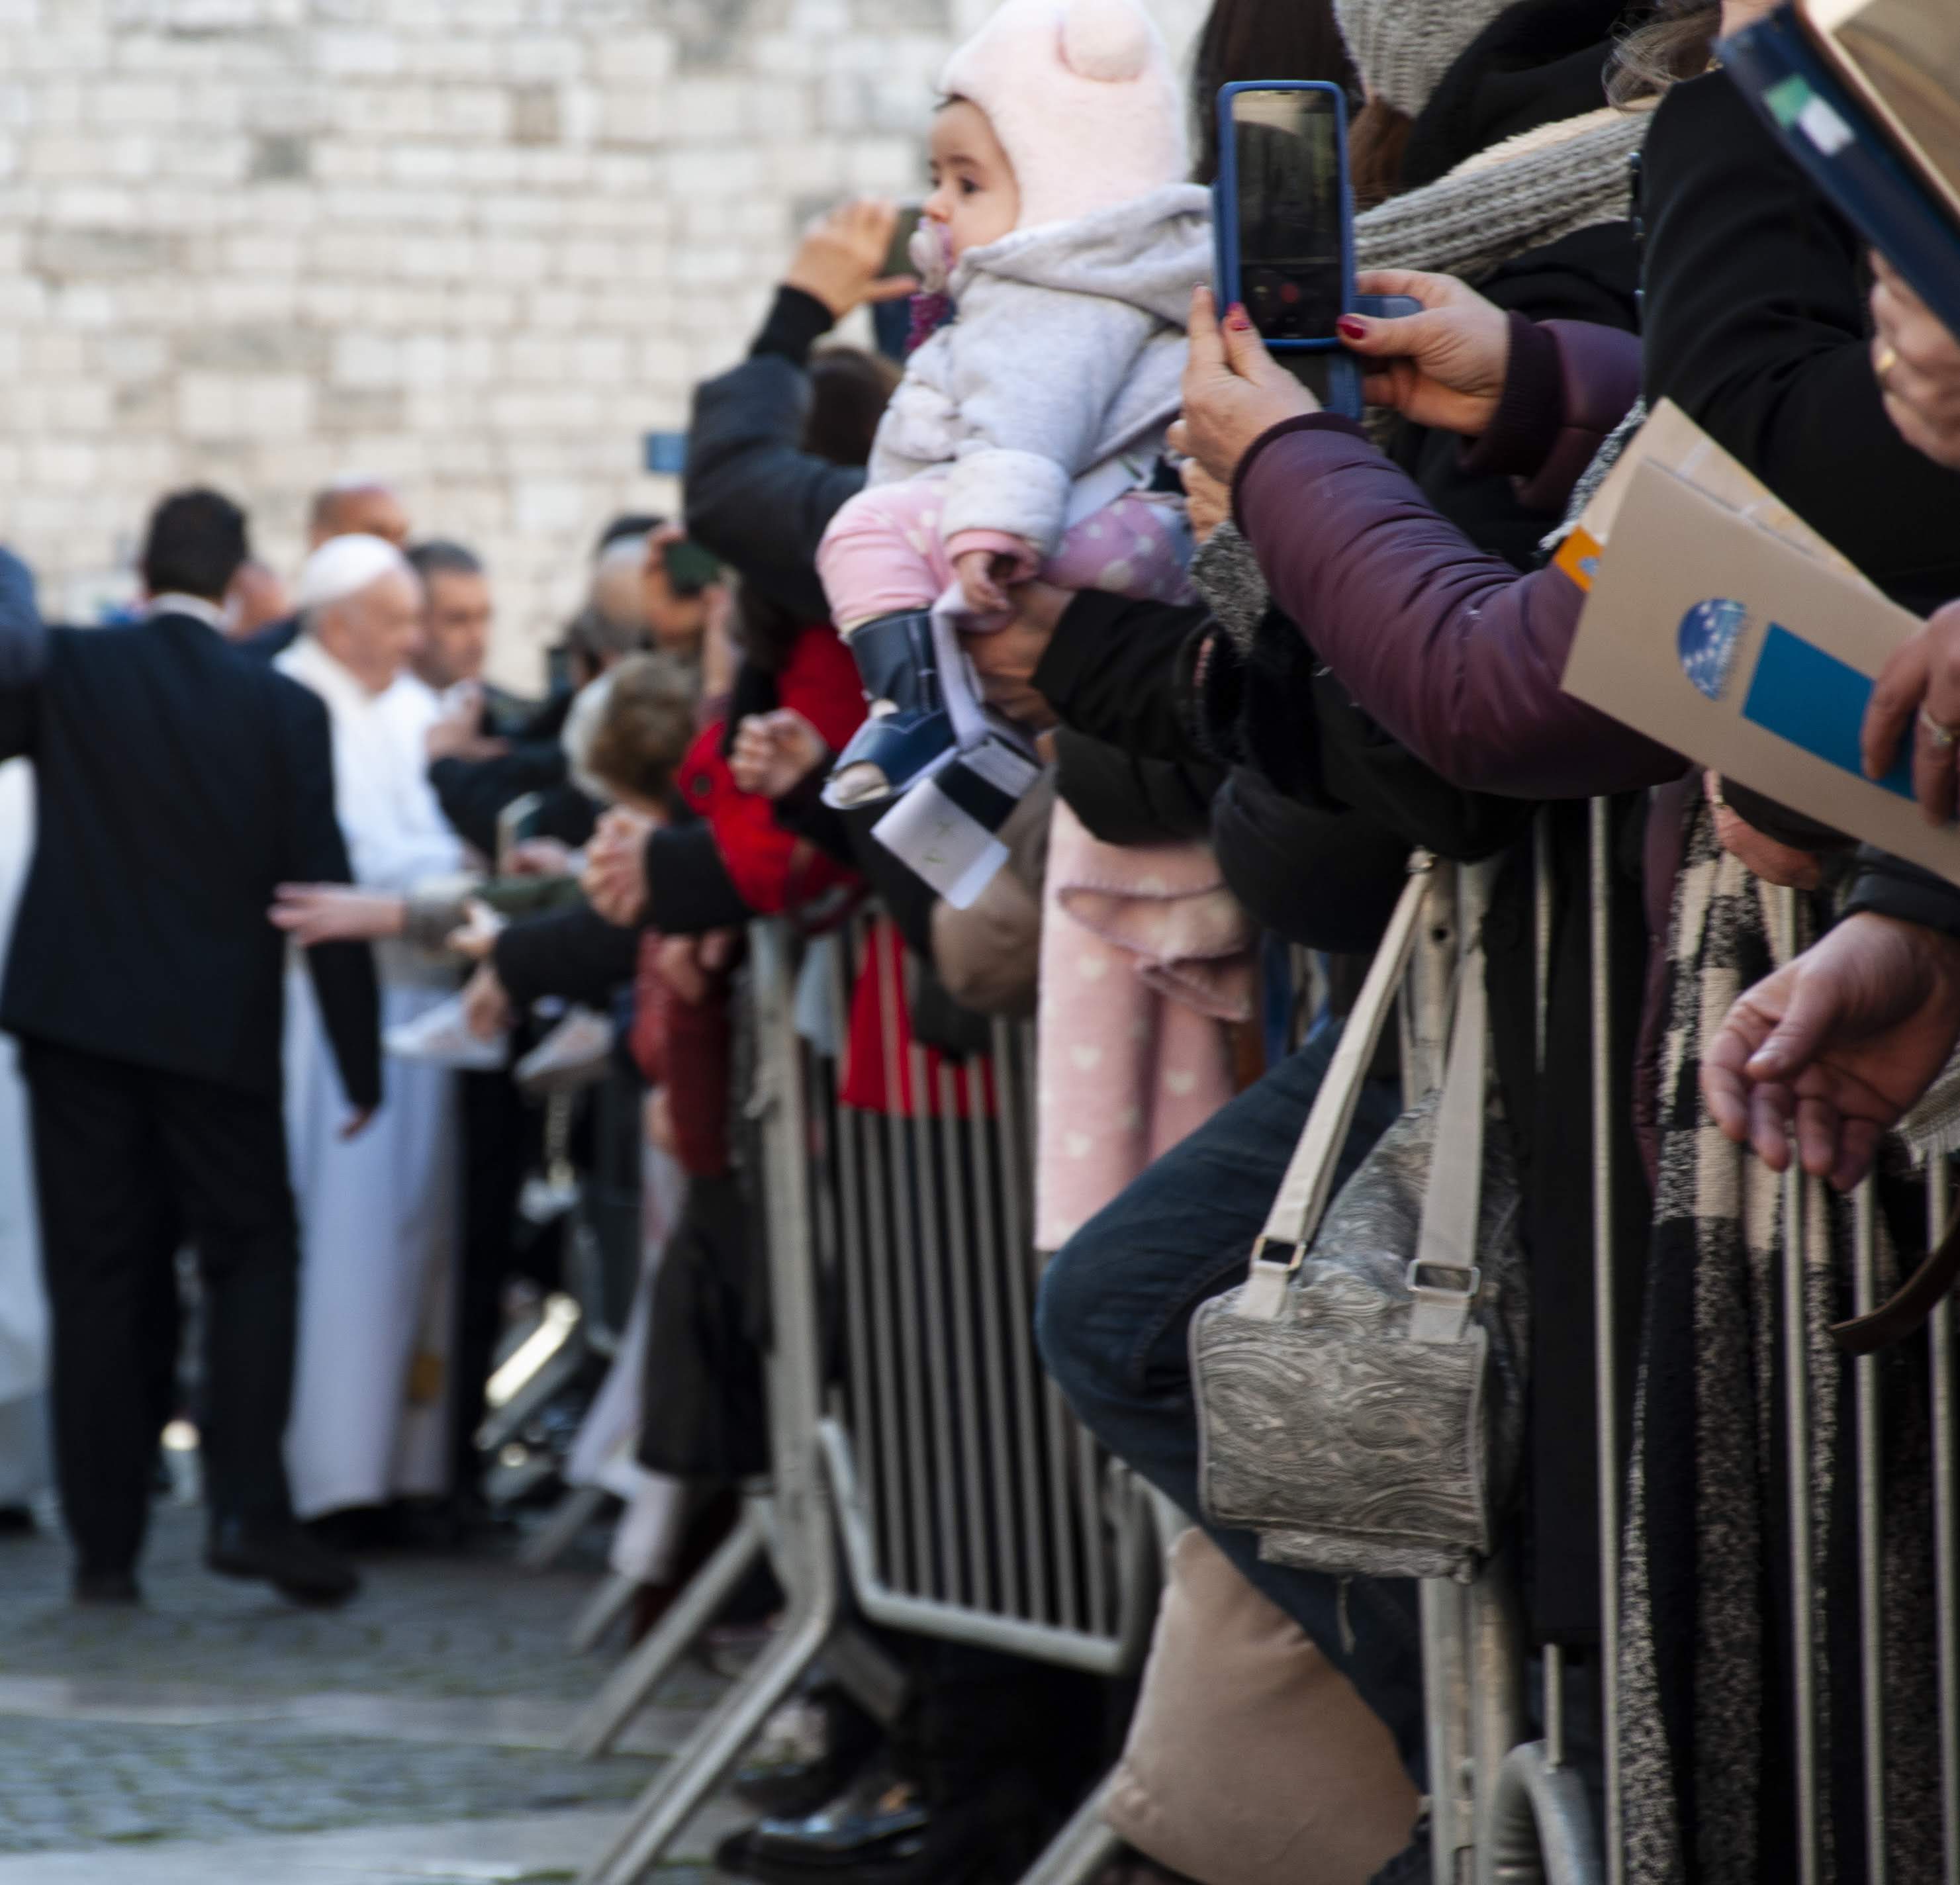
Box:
[0,492,379,1606]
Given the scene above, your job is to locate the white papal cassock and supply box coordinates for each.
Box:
[0,759,48,1505]
[277,632,467,1520]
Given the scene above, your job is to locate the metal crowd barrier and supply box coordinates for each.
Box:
[570,913,1158,1885]
[564,810,1960,1885]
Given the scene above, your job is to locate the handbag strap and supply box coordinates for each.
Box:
[1831,1213,1960,1354]
[1242,855,1434,1320]
[1407,927,1489,1347]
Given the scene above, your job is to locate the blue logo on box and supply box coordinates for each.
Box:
[1677,597,1748,701]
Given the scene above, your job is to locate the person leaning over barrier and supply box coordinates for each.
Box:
[1708,265,1960,1189]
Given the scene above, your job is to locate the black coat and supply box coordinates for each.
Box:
[0,590,381,1110]
[1642,71,1960,615]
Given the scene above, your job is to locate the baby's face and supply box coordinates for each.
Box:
[923,99,1020,259]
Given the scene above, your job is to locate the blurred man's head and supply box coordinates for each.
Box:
[404,540,492,690]
[140,488,250,606]
[223,559,290,639]
[308,475,410,550]
[297,535,424,696]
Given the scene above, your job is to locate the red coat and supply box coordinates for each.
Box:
[676,623,866,915]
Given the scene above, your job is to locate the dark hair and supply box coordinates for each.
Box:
[1348,99,1415,209]
[1189,0,1360,187]
[582,653,698,805]
[140,488,250,603]
[1609,0,1718,104]
[406,539,484,584]
[803,347,900,469]
[594,513,664,559]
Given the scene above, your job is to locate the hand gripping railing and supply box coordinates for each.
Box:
[571,914,1157,1885]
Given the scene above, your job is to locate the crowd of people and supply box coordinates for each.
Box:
[4,0,1960,1878]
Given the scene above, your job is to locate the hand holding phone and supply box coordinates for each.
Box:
[1338,268,1515,437]
[784,198,921,320]
[1173,287,1320,488]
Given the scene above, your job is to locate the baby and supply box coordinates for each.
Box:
[818,0,1211,807]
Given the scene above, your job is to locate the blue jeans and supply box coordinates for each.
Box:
[1035,1027,1426,1774]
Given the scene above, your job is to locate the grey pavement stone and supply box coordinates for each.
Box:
[0,1501,743,1870]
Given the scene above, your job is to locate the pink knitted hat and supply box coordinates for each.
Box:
[938,0,1189,231]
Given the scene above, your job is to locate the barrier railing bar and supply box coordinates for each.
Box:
[1931,1160,1960,1885]
[938,1058,993,1612]
[993,1014,1054,1624]
[857,937,913,1591]
[1854,1179,1889,1885]
[818,1418,1141,1675]
[1077,1420,1111,1639]
[907,1038,965,1604]
[1589,798,1624,1885]
[967,1047,1025,1618]
[828,938,887,1575]
[875,933,935,1595]
[1775,889,1822,1885]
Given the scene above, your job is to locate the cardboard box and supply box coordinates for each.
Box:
[1561,455,1960,886]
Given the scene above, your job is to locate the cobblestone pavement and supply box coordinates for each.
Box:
[0,1498,739,1882]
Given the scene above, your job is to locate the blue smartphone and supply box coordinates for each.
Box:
[1214,81,1353,353]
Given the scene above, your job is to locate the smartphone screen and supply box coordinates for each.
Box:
[1231,87,1346,345]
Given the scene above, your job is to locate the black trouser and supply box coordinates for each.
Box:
[21,1040,299,1573]
[450,1067,528,1498]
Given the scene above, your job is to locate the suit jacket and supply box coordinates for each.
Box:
[0,562,381,1109]
[237,612,303,663]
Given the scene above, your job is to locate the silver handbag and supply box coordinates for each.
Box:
[1191,863,1528,1584]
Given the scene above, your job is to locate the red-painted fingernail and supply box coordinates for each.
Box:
[1336,315,1368,341]
[1226,304,1252,330]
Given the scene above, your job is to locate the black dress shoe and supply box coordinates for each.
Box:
[207,1516,360,1607]
[72,1568,142,1606]
[731,1684,883,1819]
[718,1762,1039,1884]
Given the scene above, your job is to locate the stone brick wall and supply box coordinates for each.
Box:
[0,0,1203,685]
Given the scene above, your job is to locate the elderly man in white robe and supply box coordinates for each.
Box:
[277,535,469,1526]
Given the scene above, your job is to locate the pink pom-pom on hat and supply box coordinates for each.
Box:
[939,0,1188,232]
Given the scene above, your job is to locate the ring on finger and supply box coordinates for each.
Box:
[1920,704,1960,751]
[1877,342,1900,386]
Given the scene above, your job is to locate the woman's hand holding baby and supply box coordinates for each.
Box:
[1177,287,1319,486]
[1340,269,1511,437]
[730,710,828,802]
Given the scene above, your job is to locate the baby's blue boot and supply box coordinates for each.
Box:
[823,610,955,809]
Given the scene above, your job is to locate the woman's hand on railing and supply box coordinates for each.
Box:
[1871,253,1960,473]
[1862,599,1960,823]
[1176,286,1318,488]
[1341,269,1512,438]
[1703,911,1960,1187]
